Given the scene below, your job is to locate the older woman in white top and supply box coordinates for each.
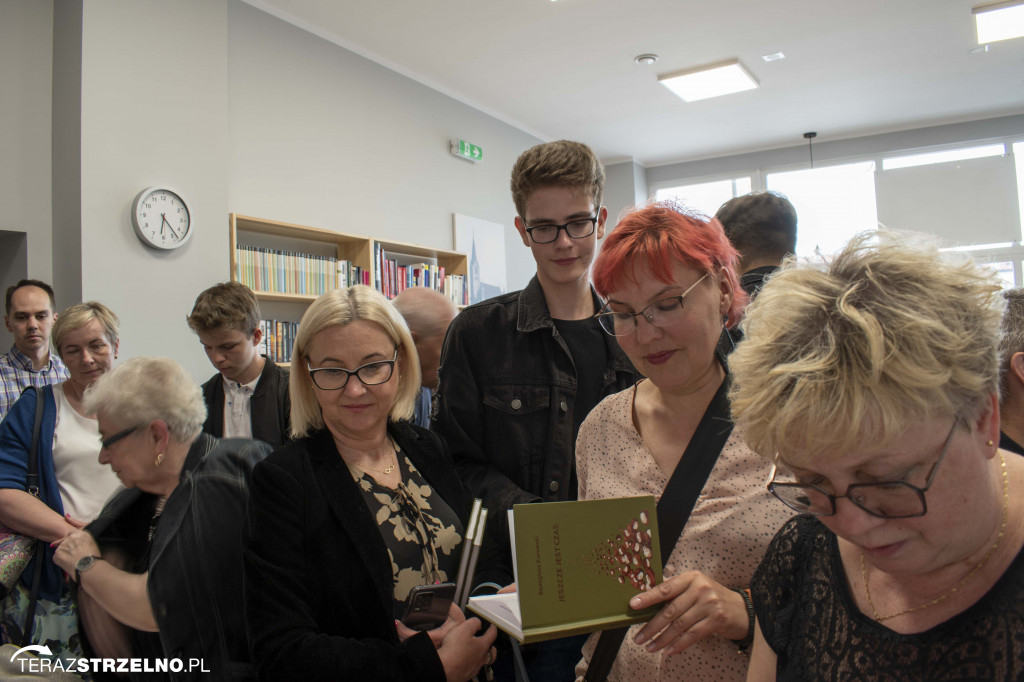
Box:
[0,301,123,662]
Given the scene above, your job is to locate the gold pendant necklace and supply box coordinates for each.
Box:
[354,440,401,476]
[861,451,1008,623]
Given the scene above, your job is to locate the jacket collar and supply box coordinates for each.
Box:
[515,275,606,333]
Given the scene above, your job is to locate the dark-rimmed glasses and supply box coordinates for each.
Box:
[523,217,598,244]
[766,417,961,519]
[100,426,138,449]
[308,349,398,391]
[595,273,708,337]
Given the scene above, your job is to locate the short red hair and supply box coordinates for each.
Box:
[592,201,747,327]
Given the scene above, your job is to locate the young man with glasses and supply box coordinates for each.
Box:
[187,281,291,447]
[433,140,636,681]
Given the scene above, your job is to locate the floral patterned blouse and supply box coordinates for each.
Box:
[348,447,464,619]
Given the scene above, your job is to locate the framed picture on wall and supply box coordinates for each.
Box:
[453,214,507,305]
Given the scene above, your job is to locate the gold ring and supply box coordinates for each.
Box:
[487,649,495,665]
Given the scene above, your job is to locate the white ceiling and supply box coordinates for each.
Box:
[245,0,1024,167]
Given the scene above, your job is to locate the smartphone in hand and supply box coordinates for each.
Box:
[402,583,457,632]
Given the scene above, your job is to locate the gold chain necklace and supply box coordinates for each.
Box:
[861,451,1008,622]
[353,441,401,476]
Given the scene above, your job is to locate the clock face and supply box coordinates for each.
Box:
[131,187,192,249]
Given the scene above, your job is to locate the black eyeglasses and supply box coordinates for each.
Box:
[100,426,138,449]
[308,349,398,391]
[523,217,598,244]
[766,417,960,519]
[594,274,708,337]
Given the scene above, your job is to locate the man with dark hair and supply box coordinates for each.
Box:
[1,279,68,419]
[715,191,798,298]
[187,281,290,447]
[433,140,636,680]
[998,288,1024,456]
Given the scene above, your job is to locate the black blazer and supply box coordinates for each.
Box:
[201,358,290,447]
[243,421,497,682]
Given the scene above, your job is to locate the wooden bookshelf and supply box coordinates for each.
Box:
[229,213,468,365]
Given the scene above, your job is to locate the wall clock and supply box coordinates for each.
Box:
[131,187,192,249]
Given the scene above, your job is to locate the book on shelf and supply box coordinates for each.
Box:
[259,319,298,364]
[467,496,662,644]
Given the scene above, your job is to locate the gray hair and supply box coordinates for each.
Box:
[999,288,1024,399]
[83,357,206,442]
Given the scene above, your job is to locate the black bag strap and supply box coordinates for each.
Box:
[21,386,46,648]
[584,375,733,682]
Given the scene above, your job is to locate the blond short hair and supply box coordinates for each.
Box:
[52,301,120,360]
[289,286,421,438]
[729,231,1004,466]
[83,357,206,442]
[510,140,605,218]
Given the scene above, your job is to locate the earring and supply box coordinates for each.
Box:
[155,453,164,466]
[987,440,995,447]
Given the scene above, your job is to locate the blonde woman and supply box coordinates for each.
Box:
[243,286,498,682]
[730,232,1024,681]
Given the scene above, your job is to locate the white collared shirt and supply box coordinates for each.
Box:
[223,375,259,439]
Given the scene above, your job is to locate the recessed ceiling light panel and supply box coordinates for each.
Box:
[974,1,1024,43]
[657,59,759,102]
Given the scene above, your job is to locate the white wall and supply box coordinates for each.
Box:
[226,0,542,293]
[3,0,544,380]
[0,0,54,344]
[71,0,230,378]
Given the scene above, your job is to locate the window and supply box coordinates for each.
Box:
[766,162,878,258]
[654,177,752,216]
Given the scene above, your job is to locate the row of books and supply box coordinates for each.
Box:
[373,243,469,306]
[236,246,359,296]
[259,319,298,364]
[236,244,467,306]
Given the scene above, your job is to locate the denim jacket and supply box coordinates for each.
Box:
[432,276,636,567]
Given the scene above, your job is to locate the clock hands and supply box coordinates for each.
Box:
[160,213,182,240]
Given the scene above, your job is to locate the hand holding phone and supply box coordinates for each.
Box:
[401,582,457,632]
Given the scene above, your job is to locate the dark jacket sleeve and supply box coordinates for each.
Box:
[243,450,446,682]
[149,439,272,680]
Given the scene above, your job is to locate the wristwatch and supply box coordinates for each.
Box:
[75,555,101,585]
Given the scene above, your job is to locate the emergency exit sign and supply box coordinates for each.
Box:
[451,139,483,162]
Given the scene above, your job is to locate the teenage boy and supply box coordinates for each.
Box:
[187,282,290,447]
[0,279,68,420]
[433,140,636,680]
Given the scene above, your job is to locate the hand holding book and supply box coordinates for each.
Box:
[628,571,753,655]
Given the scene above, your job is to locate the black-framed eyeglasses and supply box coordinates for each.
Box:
[100,426,138,449]
[523,216,598,244]
[308,349,398,391]
[766,417,961,519]
[594,273,708,337]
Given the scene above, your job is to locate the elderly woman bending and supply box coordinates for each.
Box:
[730,232,1024,681]
[53,357,271,680]
[0,302,123,660]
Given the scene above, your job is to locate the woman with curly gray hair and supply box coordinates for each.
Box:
[52,356,271,680]
[730,232,1024,681]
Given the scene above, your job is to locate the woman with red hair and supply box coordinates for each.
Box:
[573,201,790,682]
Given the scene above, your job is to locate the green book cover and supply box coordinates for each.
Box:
[468,495,662,644]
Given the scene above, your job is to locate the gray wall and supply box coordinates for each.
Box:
[1,0,54,297]
[644,114,1024,189]
[3,0,543,380]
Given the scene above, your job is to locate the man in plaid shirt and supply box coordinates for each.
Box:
[0,279,68,421]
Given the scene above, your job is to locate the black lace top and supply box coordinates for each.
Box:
[752,515,1024,681]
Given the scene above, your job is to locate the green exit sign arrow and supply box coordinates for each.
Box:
[451,139,483,162]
